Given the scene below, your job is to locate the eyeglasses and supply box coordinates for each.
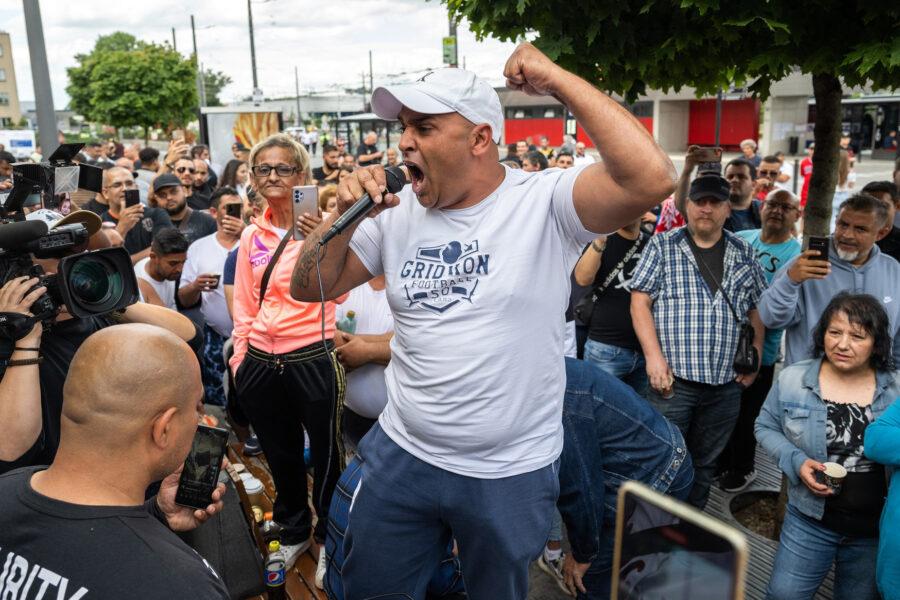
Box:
[176,167,196,174]
[759,170,780,178]
[765,202,798,212]
[251,164,299,177]
[107,180,136,190]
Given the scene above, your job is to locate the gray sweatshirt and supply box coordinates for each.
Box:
[759,243,900,366]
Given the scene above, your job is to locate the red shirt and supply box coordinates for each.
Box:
[800,157,813,207]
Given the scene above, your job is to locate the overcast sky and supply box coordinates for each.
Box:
[1,0,522,108]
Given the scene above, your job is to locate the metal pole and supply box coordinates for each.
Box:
[247,0,259,90]
[448,16,458,68]
[22,0,57,158]
[171,27,177,50]
[294,66,301,127]
[714,89,723,147]
[190,16,205,107]
[368,50,373,98]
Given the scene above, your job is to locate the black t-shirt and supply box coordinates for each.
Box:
[101,207,173,256]
[0,467,229,599]
[356,143,381,166]
[171,209,217,245]
[80,197,109,216]
[877,226,900,263]
[0,316,109,474]
[587,233,648,350]
[312,166,339,184]
[724,200,762,232]
[187,189,212,211]
[688,234,726,294]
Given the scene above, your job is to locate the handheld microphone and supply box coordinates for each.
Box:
[0,220,49,251]
[319,166,407,246]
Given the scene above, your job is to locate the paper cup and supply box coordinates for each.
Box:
[821,462,847,495]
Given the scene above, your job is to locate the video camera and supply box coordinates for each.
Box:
[0,143,138,333]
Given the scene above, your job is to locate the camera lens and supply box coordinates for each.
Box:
[67,254,124,310]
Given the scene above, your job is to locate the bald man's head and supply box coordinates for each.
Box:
[61,324,202,479]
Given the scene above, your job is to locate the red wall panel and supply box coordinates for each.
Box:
[505,118,564,147]
[688,99,759,150]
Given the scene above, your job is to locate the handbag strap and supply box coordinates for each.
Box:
[684,232,743,325]
[592,235,643,299]
[258,230,293,309]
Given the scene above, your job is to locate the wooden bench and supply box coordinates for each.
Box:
[226,442,327,600]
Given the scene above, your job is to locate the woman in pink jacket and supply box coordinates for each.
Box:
[230,133,345,571]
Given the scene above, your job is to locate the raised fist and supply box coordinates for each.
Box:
[503,42,566,97]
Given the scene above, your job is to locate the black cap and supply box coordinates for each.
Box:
[688,175,730,203]
[152,173,182,192]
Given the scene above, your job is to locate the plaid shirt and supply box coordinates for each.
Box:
[630,228,767,385]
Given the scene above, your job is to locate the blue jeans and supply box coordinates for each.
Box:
[343,424,558,600]
[559,358,694,600]
[648,378,741,508]
[766,504,878,600]
[583,339,648,397]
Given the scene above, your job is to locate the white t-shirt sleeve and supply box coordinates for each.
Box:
[549,165,600,245]
[180,244,199,288]
[349,217,384,276]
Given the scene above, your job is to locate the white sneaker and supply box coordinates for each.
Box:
[315,547,328,589]
[280,539,311,570]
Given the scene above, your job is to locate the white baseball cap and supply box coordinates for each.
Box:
[26,208,102,236]
[372,69,504,143]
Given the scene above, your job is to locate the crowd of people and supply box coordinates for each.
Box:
[1,40,900,600]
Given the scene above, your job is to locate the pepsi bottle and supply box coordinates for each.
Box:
[265,540,286,600]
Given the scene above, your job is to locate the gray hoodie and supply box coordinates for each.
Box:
[759,242,900,365]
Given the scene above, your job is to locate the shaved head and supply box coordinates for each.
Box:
[61,324,202,478]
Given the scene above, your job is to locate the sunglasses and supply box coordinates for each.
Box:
[176,167,196,174]
[759,170,780,178]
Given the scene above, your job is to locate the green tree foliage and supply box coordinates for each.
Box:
[448,0,900,235]
[66,33,198,139]
[202,70,233,107]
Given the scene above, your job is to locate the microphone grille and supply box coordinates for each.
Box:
[384,166,407,194]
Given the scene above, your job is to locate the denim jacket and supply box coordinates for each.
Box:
[558,357,694,563]
[755,357,900,520]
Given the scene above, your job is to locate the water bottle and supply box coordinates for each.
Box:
[265,540,286,600]
[337,310,357,334]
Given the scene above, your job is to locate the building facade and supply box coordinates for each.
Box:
[0,32,22,128]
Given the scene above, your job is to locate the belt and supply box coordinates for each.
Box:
[247,340,335,372]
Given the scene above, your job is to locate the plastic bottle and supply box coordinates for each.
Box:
[337,310,357,334]
[265,540,286,600]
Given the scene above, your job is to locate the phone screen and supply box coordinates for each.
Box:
[292,185,319,241]
[224,203,242,219]
[175,425,229,509]
[614,486,745,600]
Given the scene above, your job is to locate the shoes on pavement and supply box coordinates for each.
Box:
[315,546,328,589]
[719,469,757,493]
[536,551,569,595]
[280,539,311,571]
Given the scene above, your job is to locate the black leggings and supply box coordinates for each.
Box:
[235,342,345,544]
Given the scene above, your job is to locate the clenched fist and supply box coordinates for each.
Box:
[503,42,567,97]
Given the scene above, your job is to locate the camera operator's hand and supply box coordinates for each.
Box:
[0,276,46,344]
[156,463,226,532]
[115,203,144,237]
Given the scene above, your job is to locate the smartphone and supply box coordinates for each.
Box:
[124,188,140,208]
[695,146,723,175]
[175,425,229,510]
[172,129,185,142]
[807,236,830,262]
[292,185,319,241]
[611,481,749,600]
[224,202,242,219]
[206,273,221,289]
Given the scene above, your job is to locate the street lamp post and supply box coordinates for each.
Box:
[22,0,58,157]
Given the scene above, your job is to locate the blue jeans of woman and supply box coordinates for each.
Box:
[766,504,878,600]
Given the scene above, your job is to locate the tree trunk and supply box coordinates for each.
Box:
[143,125,149,145]
[803,73,843,238]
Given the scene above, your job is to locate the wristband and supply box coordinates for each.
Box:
[591,240,606,253]
[1,356,42,367]
[13,347,40,352]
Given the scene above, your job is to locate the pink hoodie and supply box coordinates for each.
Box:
[230,208,345,372]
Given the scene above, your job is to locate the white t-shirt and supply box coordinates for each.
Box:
[180,232,238,338]
[349,165,596,478]
[134,257,177,310]
[336,282,394,419]
[574,154,596,167]
[775,161,793,191]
